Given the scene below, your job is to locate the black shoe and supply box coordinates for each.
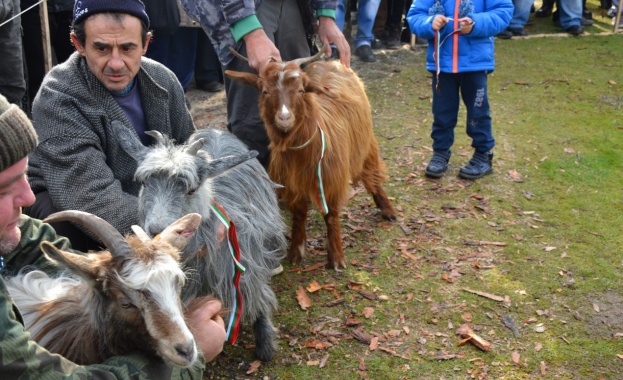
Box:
[425,150,451,178]
[535,6,552,18]
[496,29,513,39]
[371,38,383,49]
[581,17,594,26]
[459,151,493,179]
[582,10,593,20]
[565,25,584,35]
[384,33,402,49]
[355,45,376,62]
[197,81,224,92]
[508,27,528,36]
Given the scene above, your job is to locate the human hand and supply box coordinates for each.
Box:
[243,29,282,73]
[186,297,226,362]
[317,16,351,68]
[432,15,449,31]
[458,17,474,34]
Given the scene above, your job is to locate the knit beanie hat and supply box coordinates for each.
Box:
[0,95,38,172]
[73,0,150,28]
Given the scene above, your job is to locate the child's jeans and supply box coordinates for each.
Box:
[430,71,495,153]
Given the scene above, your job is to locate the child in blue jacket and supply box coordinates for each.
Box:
[407,0,513,179]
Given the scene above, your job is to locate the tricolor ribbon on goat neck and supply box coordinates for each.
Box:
[287,123,329,215]
[210,201,245,345]
[433,21,464,94]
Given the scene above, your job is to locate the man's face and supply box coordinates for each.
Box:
[71,14,150,92]
[0,158,35,255]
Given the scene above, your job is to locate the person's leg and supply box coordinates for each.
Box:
[167,27,199,91]
[558,0,583,31]
[145,32,172,64]
[354,0,382,48]
[460,71,494,154]
[336,0,347,30]
[0,0,25,105]
[425,72,460,177]
[458,71,494,179]
[194,29,224,91]
[383,0,406,48]
[509,0,534,31]
[20,1,43,105]
[24,191,101,252]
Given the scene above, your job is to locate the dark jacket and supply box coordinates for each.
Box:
[181,0,338,65]
[28,53,195,236]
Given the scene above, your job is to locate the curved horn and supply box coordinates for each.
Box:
[184,138,204,156]
[131,225,151,244]
[43,210,133,257]
[290,43,328,68]
[228,47,249,63]
[145,130,167,146]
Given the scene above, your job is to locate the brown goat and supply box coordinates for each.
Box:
[226,53,396,270]
[5,211,210,367]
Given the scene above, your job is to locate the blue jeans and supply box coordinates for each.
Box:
[509,0,535,29]
[558,0,582,29]
[430,71,494,153]
[336,0,382,47]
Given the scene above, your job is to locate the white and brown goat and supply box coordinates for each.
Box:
[5,211,209,367]
[225,48,396,270]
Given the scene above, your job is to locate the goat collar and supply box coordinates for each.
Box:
[287,123,319,150]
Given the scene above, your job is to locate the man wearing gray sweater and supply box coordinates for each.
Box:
[26,0,196,251]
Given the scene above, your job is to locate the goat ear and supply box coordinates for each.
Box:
[158,213,202,250]
[40,242,100,283]
[305,81,338,99]
[224,70,262,90]
[112,120,149,162]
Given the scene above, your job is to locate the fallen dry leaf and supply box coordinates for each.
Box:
[307,280,322,293]
[246,360,262,375]
[319,353,330,368]
[362,307,375,319]
[544,246,556,252]
[506,169,523,182]
[462,313,473,322]
[535,342,543,352]
[345,317,362,326]
[300,261,328,272]
[369,336,379,351]
[296,286,312,310]
[617,354,623,360]
[306,360,320,366]
[304,339,333,350]
[593,303,600,312]
[511,351,520,364]
[358,357,367,371]
[608,80,618,85]
[540,361,547,375]
[563,147,576,154]
[403,326,411,335]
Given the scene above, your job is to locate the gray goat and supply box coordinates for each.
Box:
[116,126,287,362]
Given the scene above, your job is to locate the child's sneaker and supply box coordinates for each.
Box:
[425,150,451,178]
[459,151,493,179]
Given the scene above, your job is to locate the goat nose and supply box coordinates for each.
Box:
[175,341,196,362]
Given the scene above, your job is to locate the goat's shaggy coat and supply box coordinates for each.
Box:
[5,212,205,367]
[226,59,396,270]
[115,127,287,362]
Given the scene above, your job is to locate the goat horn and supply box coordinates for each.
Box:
[145,130,167,146]
[228,47,249,63]
[290,43,328,68]
[43,210,133,257]
[185,138,204,156]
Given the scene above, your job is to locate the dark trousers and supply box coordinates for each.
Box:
[24,191,102,252]
[431,71,494,153]
[146,27,199,91]
[194,30,223,87]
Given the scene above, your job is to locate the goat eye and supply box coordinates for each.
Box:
[120,298,132,309]
[186,189,196,196]
[262,90,269,95]
[298,89,304,94]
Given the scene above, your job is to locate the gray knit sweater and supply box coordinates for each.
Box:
[28,52,196,235]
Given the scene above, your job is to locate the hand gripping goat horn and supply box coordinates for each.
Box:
[228,43,328,67]
[43,210,133,257]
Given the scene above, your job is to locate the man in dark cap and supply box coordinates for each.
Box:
[25,0,196,251]
[0,93,226,378]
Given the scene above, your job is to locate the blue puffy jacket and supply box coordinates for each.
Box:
[406,0,513,73]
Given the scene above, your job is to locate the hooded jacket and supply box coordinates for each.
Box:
[407,0,513,73]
